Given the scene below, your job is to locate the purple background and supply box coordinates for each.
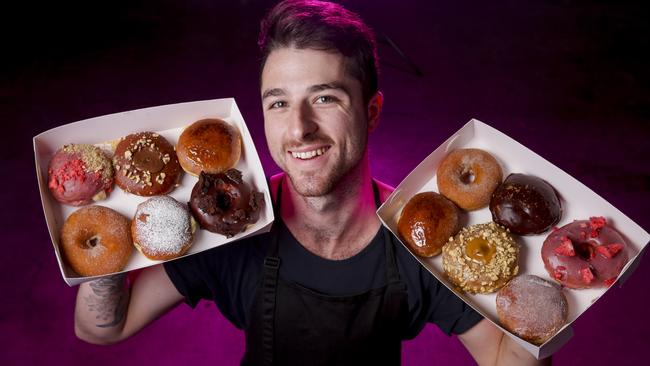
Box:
[3,0,649,364]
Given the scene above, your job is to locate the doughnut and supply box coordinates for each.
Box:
[442,222,518,293]
[131,195,196,260]
[496,275,568,345]
[397,192,460,257]
[60,205,133,276]
[113,131,182,196]
[47,144,114,206]
[490,173,562,235]
[177,119,242,176]
[189,169,265,237]
[542,217,629,289]
[437,148,503,210]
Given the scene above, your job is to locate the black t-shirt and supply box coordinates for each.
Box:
[164,221,483,339]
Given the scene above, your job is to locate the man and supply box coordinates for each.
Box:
[74,1,549,364]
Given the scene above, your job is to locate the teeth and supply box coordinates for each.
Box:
[291,147,328,160]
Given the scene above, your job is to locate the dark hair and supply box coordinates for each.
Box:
[258,0,379,104]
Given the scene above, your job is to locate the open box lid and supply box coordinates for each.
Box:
[377,118,649,359]
[34,98,274,286]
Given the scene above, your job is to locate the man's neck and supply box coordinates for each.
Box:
[279,159,381,260]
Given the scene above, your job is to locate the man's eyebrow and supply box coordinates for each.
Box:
[261,88,285,100]
[308,82,350,96]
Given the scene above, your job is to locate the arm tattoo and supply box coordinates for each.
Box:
[84,274,128,328]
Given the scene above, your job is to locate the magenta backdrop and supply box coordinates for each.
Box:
[3,1,649,365]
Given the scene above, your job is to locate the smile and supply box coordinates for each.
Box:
[290,146,330,160]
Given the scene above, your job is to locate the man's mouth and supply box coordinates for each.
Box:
[289,146,330,160]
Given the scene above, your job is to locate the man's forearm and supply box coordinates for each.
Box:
[74,273,129,344]
[496,333,552,366]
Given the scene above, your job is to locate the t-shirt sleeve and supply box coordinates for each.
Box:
[428,279,484,335]
[163,250,217,308]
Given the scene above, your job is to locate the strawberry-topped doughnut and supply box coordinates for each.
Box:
[542,217,629,289]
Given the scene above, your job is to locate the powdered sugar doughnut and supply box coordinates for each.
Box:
[131,196,195,260]
[496,275,568,345]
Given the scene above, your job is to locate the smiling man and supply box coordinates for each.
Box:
[73,1,549,365]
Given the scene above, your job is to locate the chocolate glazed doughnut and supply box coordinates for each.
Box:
[189,169,265,237]
[490,173,562,235]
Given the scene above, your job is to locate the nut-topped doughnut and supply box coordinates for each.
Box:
[397,192,460,257]
[437,148,503,210]
[496,275,568,345]
[442,222,519,293]
[542,217,629,289]
[131,195,195,260]
[48,144,114,206]
[113,132,182,196]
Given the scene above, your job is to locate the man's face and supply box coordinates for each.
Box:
[261,47,370,197]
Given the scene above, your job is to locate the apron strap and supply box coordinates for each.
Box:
[258,179,283,365]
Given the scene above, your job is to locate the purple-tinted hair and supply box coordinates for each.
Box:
[258,0,379,104]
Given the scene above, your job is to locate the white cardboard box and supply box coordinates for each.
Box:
[34,98,274,286]
[377,119,649,359]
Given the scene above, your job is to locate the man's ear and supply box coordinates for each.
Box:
[367,91,383,133]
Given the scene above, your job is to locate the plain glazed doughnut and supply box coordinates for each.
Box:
[496,275,568,345]
[60,205,133,276]
[437,148,503,210]
[47,144,114,206]
[113,131,182,196]
[397,192,460,257]
[542,217,629,289]
[131,195,196,260]
[177,119,242,176]
[189,169,265,237]
[442,222,518,293]
[490,173,562,235]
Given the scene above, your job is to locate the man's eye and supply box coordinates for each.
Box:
[270,101,287,109]
[315,95,335,104]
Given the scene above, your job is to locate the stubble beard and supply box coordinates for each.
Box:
[285,138,367,198]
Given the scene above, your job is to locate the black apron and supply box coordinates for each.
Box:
[243,179,409,366]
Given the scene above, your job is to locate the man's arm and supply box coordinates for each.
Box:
[458,318,552,366]
[74,264,184,344]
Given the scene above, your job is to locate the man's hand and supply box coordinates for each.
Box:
[458,318,552,366]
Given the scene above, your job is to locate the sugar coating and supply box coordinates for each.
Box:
[133,196,192,255]
[496,274,568,344]
[61,205,132,276]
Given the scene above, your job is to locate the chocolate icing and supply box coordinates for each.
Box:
[189,169,264,237]
[489,173,561,235]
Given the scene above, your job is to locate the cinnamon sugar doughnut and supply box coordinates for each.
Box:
[496,275,568,345]
[60,206,133,276]
[131,196,196,260]
[437,149,503,210]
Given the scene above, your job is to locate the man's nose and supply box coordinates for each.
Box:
[288,102,318,140]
